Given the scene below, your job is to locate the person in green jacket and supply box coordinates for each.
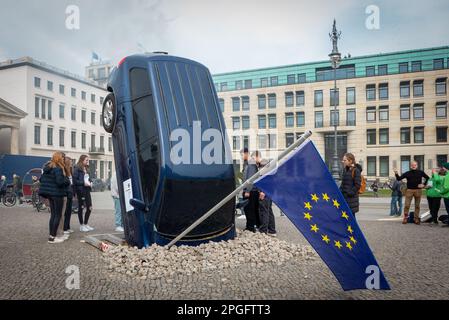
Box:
[426,167,445,224]
[437,162,449,227]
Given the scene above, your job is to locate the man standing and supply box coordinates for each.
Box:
[110,173,124,232]
[394,161,429,225]
[0,175,7,201]
[13,174,23,204]
[387,177,402,217]
[240,148,249,177]
[258,159,276,236]
[243,151,262,232]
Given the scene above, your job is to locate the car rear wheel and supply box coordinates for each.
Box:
[102,93,117,133]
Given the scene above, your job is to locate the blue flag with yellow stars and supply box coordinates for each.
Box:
[254,140,390,291]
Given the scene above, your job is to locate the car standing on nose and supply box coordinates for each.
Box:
[102,53,236,248]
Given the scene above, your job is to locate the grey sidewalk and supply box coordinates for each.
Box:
[2,195,449,299]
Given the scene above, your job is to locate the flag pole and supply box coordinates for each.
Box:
[165,130,313,249]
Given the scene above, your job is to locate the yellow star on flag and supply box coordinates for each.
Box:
[304,212,312,221]
[334,240,342,249]
[311,194,319,203]
[332,199,340,209]
[347,225,354,234]
[322,235,330,244]
[350,236,357,244]
[341,211,349,220]
[322,193,330,202]
[304,202,312,210]
[346,241,353,251]
[311,224,319,233]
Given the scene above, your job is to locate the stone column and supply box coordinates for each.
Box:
[10,126,19,155]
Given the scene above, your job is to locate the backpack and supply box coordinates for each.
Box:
[352,168,366,194]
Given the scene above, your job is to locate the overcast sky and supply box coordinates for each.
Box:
[1,0,449,77]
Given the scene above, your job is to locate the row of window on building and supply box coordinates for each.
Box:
[217,58,449,92]
[230,102,447,131]
[366,154,448,177]
[34,77,104,105]
[365,103,447,122]
[34,96,105,126]
[232,134,280,151]
[33,125,112,152]
[230,125,447,153]
[221,78,447,112]
[366,126,448,145]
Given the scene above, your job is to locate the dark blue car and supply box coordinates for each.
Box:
[102,53,235,248]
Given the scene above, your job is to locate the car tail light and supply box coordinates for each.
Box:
[118,57,127,66]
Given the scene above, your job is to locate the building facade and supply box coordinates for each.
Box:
[0,57,114,180]
[85,60,113,88]
[213,46,449,180]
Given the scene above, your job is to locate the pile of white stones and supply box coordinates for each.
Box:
[104,230,317,280]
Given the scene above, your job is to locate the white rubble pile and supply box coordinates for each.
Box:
[104,230,317,280]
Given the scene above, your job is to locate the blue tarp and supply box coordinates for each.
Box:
[0,154,50,183]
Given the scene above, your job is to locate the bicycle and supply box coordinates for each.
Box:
[1,186,17,207]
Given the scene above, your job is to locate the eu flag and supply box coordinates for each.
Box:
[254,140,390,291]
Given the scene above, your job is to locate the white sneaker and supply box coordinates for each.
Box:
[64,229,74,234]
[48,236,65,244]
[115,226,124,232]
[80,225,88,232]
[85,225,94,231]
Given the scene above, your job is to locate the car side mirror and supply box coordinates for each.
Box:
[129,198,149,212]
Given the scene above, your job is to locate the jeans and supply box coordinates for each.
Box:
[112,196,123,227]
[244,191,260,231]
[64,195,73,231]
[427,196,441,223]
[77,190,92,225]
[444,198,449,215]
[258,197,276,234]
[49,197,64,237]
[390,195,403,216]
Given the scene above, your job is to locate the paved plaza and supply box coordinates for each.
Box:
[1,192,449,300]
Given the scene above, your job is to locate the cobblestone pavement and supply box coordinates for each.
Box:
[1,192,449,300]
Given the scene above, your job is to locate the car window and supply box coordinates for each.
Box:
[130,67,160,203]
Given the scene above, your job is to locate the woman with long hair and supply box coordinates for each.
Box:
[38,152,70,243]
[73,155,94,232]
[61,156,75,236]
[339,153,362,217]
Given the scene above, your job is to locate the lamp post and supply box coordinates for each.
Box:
[329,19,342,184]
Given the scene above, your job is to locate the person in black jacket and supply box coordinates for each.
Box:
[394,161,429,225]
[73,155,93,232]
[257,159,276,236]
[339,153,362,217]
[387,178,402,217]
[39,152,70,243]
[243,151,262,232]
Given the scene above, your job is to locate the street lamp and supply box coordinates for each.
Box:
[329,19,342,184]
